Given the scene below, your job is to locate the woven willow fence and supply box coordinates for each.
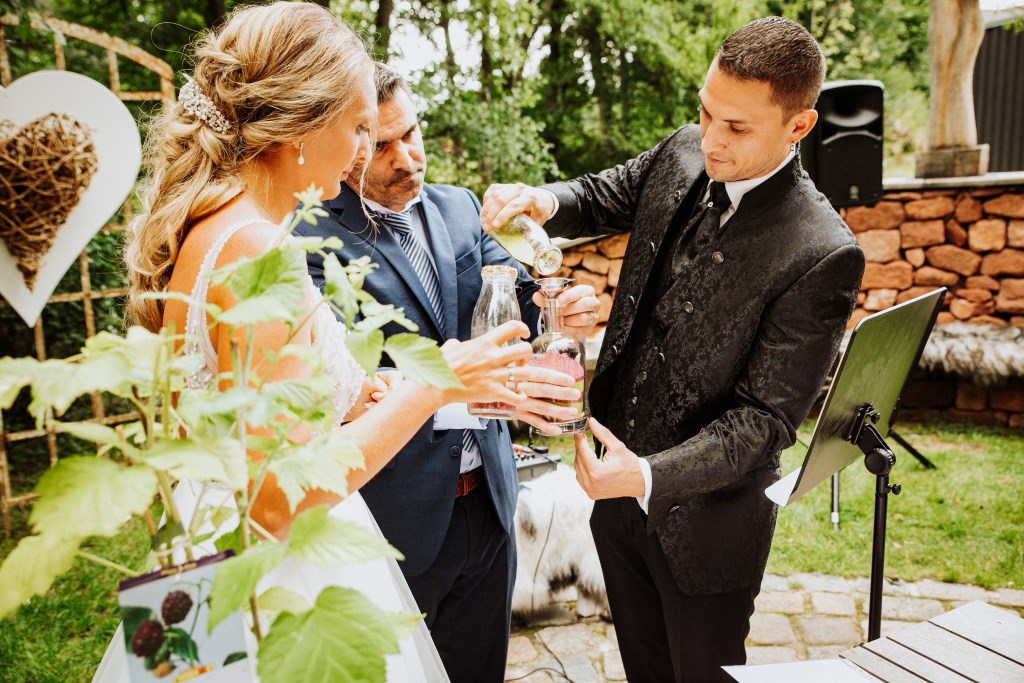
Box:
[0,13,173,535]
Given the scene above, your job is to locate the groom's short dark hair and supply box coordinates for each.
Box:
[715,17,825,119]
[373,62,412,104]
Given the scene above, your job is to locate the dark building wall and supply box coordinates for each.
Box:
[974,24,1024,172]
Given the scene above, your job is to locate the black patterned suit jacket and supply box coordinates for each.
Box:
[543,125,865,594]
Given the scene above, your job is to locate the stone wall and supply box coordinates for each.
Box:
[840,187,1024,328]
[555,179,1024,429]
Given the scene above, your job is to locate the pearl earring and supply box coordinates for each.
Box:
[297,142,305,166]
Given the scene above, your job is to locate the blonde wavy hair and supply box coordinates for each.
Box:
[125,2,373,331]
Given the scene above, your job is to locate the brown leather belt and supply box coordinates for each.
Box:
[456,467,485,498]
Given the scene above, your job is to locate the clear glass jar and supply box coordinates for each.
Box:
[528,277,588,434]
[468,265,522,419]
[490,214,563,275]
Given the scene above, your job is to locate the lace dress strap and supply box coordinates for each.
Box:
[184,220,275,390]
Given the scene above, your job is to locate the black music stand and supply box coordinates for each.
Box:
[765,288,945,641]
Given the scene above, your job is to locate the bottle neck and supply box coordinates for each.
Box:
[542,297,563,333]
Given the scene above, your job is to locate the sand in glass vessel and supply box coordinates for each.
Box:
[528,277,589,434]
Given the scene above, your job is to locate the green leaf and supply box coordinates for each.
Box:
[214,528,244,556]
[152,521,186,550]
[383,334,463,390]
[142,439,247,490]
[257,586,311,620]
[266,438,363,513]
[0,534,79,619]
[344,330,384,376]
[0,357,36,409]
[289,236,345,253]
[215,249,307,327]
[322,254,359,325]
[120,606,155,642]
[29,458,157,538]
[165,627,200,664]
[208,542,287,630]
[256,586,422,683]
[224,652,249,666]
[28,352,132,421]
[355,301,418,333]
[287,506,402,566]
[55,422,138,457]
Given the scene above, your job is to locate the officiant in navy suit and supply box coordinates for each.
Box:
[298,64,600,682]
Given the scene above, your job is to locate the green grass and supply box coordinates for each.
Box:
[0,421,1020,681]
[0,513,151,683]
[528,421,1024,589]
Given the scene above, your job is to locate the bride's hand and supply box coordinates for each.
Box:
[367,370,403,407]
[440,320,533,406]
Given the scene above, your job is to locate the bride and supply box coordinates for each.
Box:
[94,3,574,681]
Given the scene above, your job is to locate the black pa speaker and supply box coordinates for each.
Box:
[800,80,884,208]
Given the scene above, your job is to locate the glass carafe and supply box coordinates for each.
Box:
[528,277,589,434]
[490,214,562,275]
[468,265,521,419]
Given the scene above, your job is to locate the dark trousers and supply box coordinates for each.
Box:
[592,497,759,683]
[404,483,514,683]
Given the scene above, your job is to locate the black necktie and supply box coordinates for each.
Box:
[687,180,731,231]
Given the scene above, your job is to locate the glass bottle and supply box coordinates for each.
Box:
[468,265,522,419]
[528,277,589,434]
[490,214,563,275]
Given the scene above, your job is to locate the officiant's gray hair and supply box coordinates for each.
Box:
[373,63,412,104]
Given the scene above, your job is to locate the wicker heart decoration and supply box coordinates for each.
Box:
[0,112,100,290]
[0,71,141,327]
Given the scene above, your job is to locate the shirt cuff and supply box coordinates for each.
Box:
[543,188,559,217]
[636,457,652,514]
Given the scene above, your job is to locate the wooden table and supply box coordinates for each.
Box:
[725,601,1024,682]
[840,601,1024,682]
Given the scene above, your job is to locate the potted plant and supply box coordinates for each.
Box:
[0,189,461,682]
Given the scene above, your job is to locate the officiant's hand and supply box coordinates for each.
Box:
[439,320,533,407]
[510,365,580,435]
[573,417,645,499]
[480,183,557,230]
[532,284,600,342]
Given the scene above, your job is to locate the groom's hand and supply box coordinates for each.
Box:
[573,417,645,499]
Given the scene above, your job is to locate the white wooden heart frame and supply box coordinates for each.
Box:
[0,70,142,328]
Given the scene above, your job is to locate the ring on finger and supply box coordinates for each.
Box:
[585,311,597,326]
[508,366,517,386]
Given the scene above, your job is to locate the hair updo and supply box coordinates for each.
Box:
[125,2,373,331]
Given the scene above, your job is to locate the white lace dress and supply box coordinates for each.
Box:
[93,221,448,683]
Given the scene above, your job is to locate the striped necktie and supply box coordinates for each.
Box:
[374,206,446,330]
[373,207,479,463]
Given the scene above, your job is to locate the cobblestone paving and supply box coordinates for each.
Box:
[505,573,1024,682]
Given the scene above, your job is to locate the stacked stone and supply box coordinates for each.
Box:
[548,233,629,329]
[841,188,1024,329]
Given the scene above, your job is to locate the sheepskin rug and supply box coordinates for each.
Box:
[512,466,608,618]
[918,322,1024,386]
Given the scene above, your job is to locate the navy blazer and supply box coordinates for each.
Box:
[297,182,540,576]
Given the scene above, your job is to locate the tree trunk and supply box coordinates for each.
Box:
[374,0,395,62]
[204,0,226,28]
[927,0,984,149]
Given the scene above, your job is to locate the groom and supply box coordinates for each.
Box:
[301,64,599,682]
[481,18,865,682]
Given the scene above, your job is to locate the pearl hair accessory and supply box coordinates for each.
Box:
[179,78,233,135]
